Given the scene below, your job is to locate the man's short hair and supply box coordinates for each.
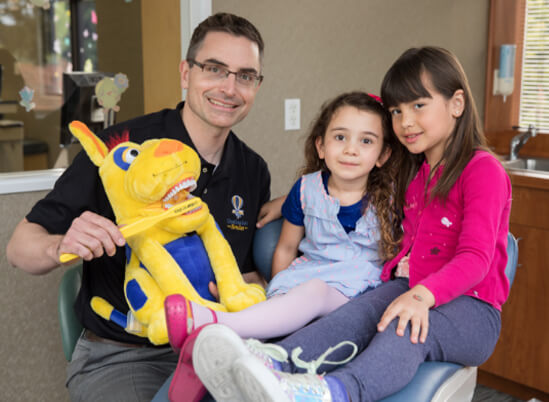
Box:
[186,12,264,67]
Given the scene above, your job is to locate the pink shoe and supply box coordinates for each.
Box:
[168,325,210,402]
[165,294,217,352]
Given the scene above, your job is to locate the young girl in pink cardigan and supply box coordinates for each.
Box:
[189,46,513,402]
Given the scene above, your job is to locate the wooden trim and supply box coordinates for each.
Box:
[484,0,526,136]
[141,0,182,114]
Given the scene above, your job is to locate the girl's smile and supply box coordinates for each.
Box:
[402,132,422,144]
[388,74,464,166]
[315,106,389,195]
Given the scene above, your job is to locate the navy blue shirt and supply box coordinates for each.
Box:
[282,172,363,233]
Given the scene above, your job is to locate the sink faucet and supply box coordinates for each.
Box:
[509,124,537,161]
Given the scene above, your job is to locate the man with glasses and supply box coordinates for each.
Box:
[7,12,279,401]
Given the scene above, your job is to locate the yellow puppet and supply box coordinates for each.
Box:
[67,121,266,345]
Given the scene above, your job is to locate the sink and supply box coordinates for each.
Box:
[501,156,549,174]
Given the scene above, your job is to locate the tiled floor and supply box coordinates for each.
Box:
[473,384,524,402]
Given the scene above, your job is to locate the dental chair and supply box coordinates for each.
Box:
[60,219,519,401]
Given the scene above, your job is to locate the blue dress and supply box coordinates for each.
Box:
[266,171,383,298]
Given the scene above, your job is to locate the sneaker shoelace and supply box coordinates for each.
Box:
[245,338,289,369]
[243,339,357,401]
[291,340,358,375]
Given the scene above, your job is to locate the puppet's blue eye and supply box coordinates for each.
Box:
[124,148,140,164]
[113,146,139,171]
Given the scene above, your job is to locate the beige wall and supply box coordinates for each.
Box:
[1,2,489,400]
[213,0,490,197]
[1,191,69,402]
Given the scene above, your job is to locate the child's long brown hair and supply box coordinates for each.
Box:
[301,91,403,260]
[381,47,490,210]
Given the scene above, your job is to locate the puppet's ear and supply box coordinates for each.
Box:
[69,121,108,167]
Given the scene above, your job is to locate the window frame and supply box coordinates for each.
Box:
[484,0,549,157]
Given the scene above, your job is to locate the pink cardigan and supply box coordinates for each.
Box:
[382,151,512,310]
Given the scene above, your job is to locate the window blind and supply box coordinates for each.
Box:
[519,0,549,132]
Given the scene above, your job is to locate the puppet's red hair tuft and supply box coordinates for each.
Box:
[105,129,130,151]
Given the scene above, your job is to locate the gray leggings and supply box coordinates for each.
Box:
[277,278,501,402]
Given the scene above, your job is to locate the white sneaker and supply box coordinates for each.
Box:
[232,355,333,402]
[192,324,288,402]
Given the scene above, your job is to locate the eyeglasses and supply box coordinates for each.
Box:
[187,59,263,88]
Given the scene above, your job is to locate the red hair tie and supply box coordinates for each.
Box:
[368,93,383,105]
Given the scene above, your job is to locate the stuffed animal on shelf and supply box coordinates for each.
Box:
[68,121,266,345]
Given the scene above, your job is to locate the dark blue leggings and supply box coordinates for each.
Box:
[277,279,501,401]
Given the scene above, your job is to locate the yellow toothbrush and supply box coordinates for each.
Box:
[59,197,202,263]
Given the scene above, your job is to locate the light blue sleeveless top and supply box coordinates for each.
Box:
[266,171,383,298]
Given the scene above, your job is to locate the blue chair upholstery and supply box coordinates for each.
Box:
[504,232,519,287]
[253,217,283,282]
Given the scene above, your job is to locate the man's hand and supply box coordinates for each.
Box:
[58,211,125,262]
[7,213,123,274]
[377,285,435,344]
[256,196,286,228]
[208,281,220,301]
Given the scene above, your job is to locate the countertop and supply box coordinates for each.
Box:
[506,168,549,190]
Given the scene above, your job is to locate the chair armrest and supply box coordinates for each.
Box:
[58,263,84,361]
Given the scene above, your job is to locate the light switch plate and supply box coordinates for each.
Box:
[285,98,300,131]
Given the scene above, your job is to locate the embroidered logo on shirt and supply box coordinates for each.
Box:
[441,217,452,228]
[430,247,440,255]
[231,195,244,219]
[227,195,248,232]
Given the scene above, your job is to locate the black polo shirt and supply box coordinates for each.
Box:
[27,102,271,344]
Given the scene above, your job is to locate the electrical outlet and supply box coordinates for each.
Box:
[285,98,300,131]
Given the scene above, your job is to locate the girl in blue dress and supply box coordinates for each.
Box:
[165,91,403,349]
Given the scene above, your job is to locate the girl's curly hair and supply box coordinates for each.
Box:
[300,91,403,260]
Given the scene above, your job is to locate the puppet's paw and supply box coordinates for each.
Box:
[147,309,170,345]
[196,297,228,313]
[222,283,266,312]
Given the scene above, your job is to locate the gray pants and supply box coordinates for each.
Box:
[277,278,501,402]
[67,333,178,402]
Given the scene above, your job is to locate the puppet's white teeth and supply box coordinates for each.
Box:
[162,178,197,203]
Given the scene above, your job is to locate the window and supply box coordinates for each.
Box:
[0,0,148,174]
[518,0,549,132]
[71,0,98,71]
[0,0,97,111]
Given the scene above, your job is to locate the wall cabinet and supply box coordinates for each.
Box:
[480,172,549,396]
